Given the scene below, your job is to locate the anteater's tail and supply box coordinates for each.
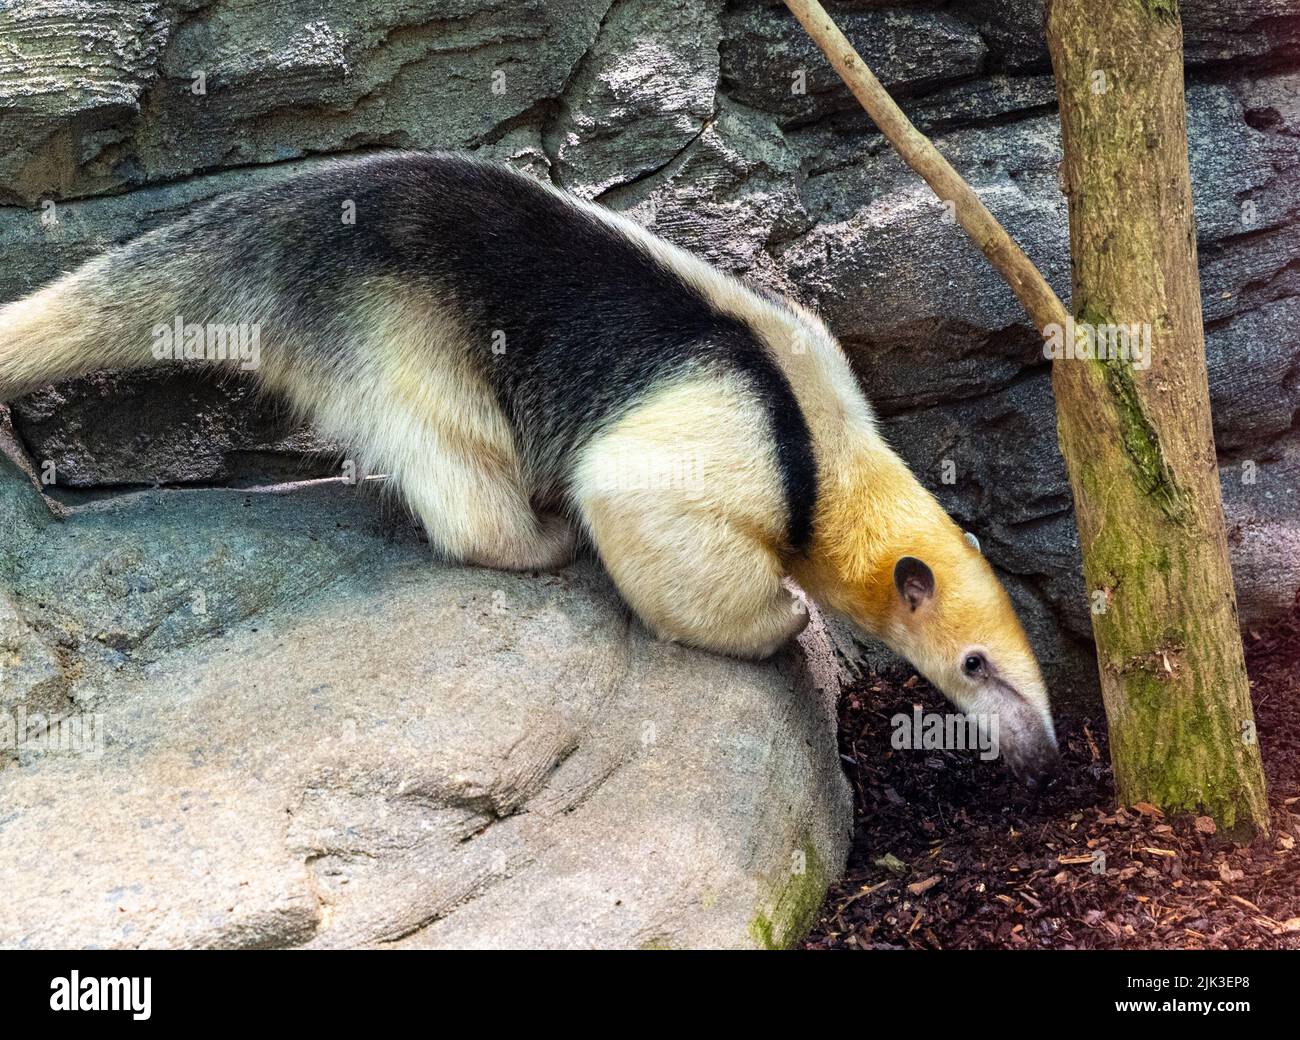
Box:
[0,249,179,402]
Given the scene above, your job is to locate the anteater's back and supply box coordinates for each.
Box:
[1,153,813,513]
[2,151,826,574]
[272,153,813,495]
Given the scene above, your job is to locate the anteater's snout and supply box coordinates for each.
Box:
[1007,725,1060,790]
[995,691,1059,789]
[1018,746,1060,791]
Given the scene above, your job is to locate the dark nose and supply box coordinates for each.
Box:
[1018,741,1061,790]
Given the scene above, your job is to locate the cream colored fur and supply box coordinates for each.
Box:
[272,287,574,571]
[573,369,806,659]
[0,258,158,396]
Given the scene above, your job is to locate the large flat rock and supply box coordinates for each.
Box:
[0,461,851,949]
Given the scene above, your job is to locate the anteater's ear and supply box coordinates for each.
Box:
[964,530,981,554]
[894,556,935,611]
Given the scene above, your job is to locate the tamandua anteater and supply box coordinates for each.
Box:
[0,152,1058,781]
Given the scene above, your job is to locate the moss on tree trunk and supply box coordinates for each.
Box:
[1046,0,1268,837]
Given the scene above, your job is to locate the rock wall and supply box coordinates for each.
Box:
[2,0,1298,694]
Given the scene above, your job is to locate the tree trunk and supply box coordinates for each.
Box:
[1047,0,1268,837]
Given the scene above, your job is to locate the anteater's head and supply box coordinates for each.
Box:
[800,472,1059,786]
[873,531,1059,785]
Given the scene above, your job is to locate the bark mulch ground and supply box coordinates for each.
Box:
[803,594,1300,950]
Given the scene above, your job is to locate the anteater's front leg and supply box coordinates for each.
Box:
[572,377,806,659]
[581,490,806,658]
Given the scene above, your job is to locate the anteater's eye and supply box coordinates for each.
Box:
[962,653,985,677]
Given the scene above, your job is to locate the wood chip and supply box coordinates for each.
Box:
[907,875,941,896]
[1218,862,1245,882]
[801,608,1300,953]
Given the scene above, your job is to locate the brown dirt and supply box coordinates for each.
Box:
[803,594,1300,950]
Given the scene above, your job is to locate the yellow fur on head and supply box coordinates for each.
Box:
[790,437,1055,777]
[790,445,949,626]
[792,441,1033,663]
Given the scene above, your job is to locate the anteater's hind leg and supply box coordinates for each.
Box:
[283,319,575,573]
[572,375,808,659]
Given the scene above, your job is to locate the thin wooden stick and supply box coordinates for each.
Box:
[782,0,1070,335]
